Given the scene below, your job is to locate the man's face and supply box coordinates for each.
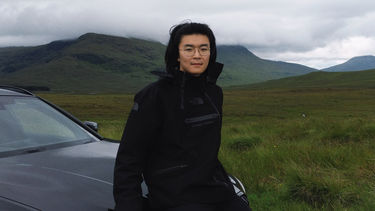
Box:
[178,34,210,76]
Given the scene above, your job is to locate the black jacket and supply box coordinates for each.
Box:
[113,63,235,211]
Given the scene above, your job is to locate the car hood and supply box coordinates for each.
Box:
[0,140,119,211]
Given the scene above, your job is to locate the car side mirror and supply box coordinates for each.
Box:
[83,121,98,132]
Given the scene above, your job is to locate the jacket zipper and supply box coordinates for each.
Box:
[180,71,186,110]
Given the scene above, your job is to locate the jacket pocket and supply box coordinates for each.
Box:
[152,164,189,177]
[185,113,219,127]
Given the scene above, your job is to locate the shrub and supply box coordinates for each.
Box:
[285,165,361,209]
[229,136,262,151]
[320,122,360,143]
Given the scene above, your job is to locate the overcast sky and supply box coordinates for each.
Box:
[1,0,375,69]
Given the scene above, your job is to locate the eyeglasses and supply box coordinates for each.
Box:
[179,46,210,57]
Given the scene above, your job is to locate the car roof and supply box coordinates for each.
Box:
[0,86,34,96]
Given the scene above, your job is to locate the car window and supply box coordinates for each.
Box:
[0,96,96,153]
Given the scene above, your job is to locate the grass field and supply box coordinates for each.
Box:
[39,87,375,210]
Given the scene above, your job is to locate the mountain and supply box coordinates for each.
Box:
[217,45,315,86]
[242,69,375,89]
[322,55,375,72]
[0,33,165,93]
[0,33,316,93]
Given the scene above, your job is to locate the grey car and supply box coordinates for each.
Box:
[0,86,118,211]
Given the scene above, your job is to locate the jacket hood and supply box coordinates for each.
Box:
[151,62,224,85]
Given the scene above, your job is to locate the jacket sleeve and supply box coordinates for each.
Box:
[113,87,161,211]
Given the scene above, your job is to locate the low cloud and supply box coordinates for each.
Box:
[261,36,375,69]
[1,0,375,68]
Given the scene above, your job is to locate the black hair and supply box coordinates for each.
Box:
[165,22,217,75]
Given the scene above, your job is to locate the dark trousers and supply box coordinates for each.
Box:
[163,196,251,211]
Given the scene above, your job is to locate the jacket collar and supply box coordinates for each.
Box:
[151,62,224,85]
[206,62,223,84]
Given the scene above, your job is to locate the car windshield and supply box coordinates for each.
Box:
[0,96,97,154]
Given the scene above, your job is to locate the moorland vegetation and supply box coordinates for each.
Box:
[39,69,375,210]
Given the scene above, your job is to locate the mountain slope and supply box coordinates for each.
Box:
[0,33,316,93]
[243,69,375,89]
[323,55,375,72]
[217,45,316,86]
[0,33,165,93]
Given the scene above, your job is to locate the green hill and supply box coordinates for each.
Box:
[241,69,375,89]
[0,33,316,93]
[217,45,315,86]
[0,33,165,93]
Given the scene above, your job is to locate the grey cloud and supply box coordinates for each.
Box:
[1,0,375,68]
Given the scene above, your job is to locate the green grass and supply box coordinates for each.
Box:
[39,93,133,139]
[39,87,375,210]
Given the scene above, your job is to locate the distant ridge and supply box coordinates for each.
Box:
[323,55,375,72]
[244,69,375,89]
[0,33,315,93]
